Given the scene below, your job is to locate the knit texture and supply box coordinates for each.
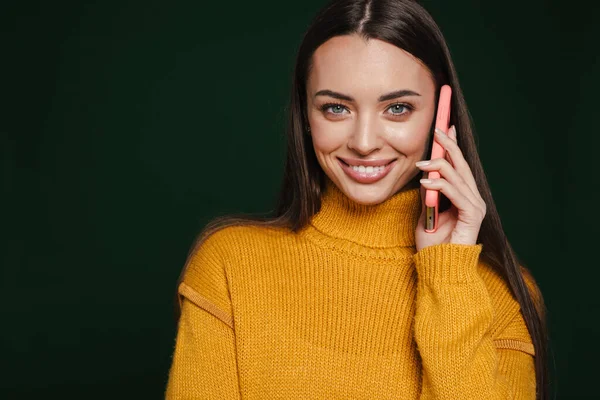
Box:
[166,177,537,399]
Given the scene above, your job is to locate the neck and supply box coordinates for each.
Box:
[308,176,422,248]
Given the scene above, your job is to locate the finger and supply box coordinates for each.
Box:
[434,126,482,202]
[416,157,479,210]
[445,126,456,166]
[449,125,457,141]
[445,147,454,168]
[419,177,483,221]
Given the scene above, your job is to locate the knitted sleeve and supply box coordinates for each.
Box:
[412,243,536,399]
[165,230,242,399]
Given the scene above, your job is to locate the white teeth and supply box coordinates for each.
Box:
[351,165,385,173]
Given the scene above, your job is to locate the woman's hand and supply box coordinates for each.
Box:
[414,125,487,252]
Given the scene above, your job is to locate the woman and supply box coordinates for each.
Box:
[165,0,548,398]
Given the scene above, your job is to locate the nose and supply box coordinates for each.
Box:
[346,114,383,156]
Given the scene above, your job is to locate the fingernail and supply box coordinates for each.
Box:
[435,128,446,137]
[420,179,431,184]
[450,125,457,137]
[415,161,430,166]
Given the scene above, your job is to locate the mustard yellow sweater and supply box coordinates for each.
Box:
[165,178,537,399]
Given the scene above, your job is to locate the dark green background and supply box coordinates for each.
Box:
[2,0,597,398]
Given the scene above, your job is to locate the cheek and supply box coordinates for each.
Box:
[310,124,349,154]
[307,104,354,154]
[384,117,432,154]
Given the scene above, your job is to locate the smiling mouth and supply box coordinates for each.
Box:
[336,156,397,184]
[337,158,396,167]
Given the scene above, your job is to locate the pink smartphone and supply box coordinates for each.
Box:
[424,84,452,233]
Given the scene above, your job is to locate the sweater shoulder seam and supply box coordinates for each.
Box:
[493,338,535,356]
[178,282,234,329]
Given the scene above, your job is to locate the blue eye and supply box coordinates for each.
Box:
[388,103,411,115]
[319,102,414,117]
[321,103,348,114]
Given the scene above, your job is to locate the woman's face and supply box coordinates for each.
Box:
[306,34,437,205]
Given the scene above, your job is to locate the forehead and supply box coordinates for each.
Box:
[308,35,434,98]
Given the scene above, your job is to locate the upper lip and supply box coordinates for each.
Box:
[337,156,397,167]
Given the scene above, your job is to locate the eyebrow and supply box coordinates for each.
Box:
[314,89,421,102]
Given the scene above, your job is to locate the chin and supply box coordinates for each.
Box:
[341,179,394,205]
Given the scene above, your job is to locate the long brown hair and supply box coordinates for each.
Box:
[174,0,549,398]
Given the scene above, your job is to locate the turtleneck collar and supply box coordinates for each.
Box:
[308,176,422,249]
